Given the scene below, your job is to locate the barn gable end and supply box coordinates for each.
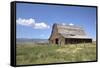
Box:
[49,24,60,44]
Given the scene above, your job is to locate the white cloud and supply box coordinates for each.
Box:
[33,22,50,29]
[17,18,35,26]
[16,18,50,29]
[69,23,74,26]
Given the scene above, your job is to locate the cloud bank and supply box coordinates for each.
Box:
[69,23,74,26]
[16,18,50,29]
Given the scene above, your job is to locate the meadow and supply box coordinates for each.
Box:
[16,42,96,65]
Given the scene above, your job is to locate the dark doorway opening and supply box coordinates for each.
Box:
[55,38,58,44]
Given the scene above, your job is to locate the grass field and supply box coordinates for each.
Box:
[16,42,96,65]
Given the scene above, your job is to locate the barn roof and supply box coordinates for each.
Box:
[55,23,91,39]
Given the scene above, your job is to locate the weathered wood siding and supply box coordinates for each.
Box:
[49,24,59,44]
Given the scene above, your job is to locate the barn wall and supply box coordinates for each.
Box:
[58,35,65,46]
[65,38,92,44]
[49,24,59,44]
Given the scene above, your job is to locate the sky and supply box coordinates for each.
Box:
[16,3,97,40]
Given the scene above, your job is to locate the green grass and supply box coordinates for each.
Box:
[16,42,96,65]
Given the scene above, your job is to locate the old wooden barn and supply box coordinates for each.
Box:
[49,23,92,45]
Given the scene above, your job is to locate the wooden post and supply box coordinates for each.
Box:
[84,41,85,48]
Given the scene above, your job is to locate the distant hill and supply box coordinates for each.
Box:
[17,38,49,44]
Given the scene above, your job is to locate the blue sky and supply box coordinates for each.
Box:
[16,3,96,40]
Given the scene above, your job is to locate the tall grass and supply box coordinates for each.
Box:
[16,43,96,65]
